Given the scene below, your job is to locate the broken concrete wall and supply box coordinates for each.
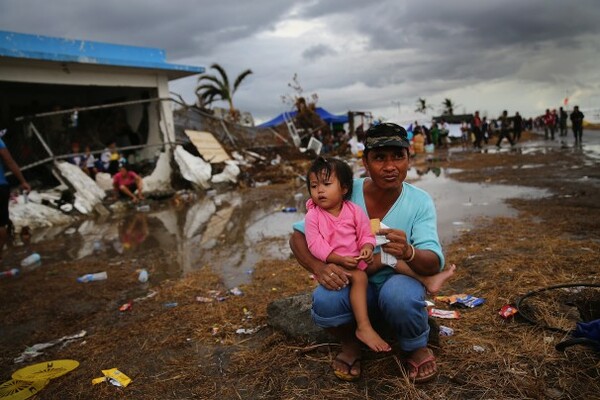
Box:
[56,161,106,214]
[173,145,212,189]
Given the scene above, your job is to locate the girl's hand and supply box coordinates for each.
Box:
[356,248,374,264]
[339,256,359,269]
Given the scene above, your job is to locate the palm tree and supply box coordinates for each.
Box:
[442,98,456,116]
[415,98,432,114]
[195,63,253,120]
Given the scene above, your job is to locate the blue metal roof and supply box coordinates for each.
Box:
[0,30,204,79]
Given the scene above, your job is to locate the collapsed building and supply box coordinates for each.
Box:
[0,30,204,188]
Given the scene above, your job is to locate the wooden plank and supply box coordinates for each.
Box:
[184,129,231,163]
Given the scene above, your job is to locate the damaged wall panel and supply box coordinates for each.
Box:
[184,130,231,163]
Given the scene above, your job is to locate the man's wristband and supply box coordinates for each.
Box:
[405,244,416,263]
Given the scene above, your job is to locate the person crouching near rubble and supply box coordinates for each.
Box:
[290,123,455,383]
[112,160,144,203]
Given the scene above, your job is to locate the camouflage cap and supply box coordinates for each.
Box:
[364,123,410,150]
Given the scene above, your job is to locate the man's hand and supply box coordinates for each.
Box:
[378,228,412,261]
[315,262,351,291]
[20,182,31,194]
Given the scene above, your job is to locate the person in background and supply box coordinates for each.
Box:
[66,142,84,168]
[112,160,144,203]
[0,134,31,262]
[99,141,120,175]
[481,116,490,145]
[496,110,515,149]
[82,145,97,180]
[472,111,483,149]
[543,109,557,140]
[570,105,585,145]
[559,107,568,137]
[513,112,523,143]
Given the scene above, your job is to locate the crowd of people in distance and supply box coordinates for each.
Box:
[67,140,144,203]
[534,106,585,144]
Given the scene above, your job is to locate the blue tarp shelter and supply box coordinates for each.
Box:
[258,107,348,128]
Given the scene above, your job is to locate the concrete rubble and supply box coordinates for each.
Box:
[9,141,306,232]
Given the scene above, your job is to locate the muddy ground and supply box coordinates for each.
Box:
[1,131,599,400]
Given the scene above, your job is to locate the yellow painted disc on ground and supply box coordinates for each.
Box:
[0,379,48,400]
[11,360,79,381]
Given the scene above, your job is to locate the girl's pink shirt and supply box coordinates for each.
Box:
[304,199,376,270]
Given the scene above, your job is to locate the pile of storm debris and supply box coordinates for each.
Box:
[10,138,314,232]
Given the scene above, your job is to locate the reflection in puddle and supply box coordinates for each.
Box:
[410,170,548,245]
[23,168,549,287]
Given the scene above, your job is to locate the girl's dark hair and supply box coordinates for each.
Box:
[306,157,353,200]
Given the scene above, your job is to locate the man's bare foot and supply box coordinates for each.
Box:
[404,347,438,383]
[422,263,457,294]
[355,326,392,352]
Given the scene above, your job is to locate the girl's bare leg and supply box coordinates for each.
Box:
[348,269,391,352]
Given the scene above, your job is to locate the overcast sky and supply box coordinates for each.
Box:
[2,0,600,124]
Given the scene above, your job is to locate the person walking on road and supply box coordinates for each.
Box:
[570,106,585,145]
[496,110,515,149]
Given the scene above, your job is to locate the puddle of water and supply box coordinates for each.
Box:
[19,166,550,287]
[25,132,600,287]
[410,169,548,245]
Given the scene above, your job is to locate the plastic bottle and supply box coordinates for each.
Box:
[0,268,19,279]
[71,111,78,127]
[77,271,108,283]
[136,204,150,212]
[21,253,41,267]
[138,269,149,283]
[281,207,297,213]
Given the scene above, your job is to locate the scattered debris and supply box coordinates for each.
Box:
[0,268,19,279]
[12,359,80,381]
[119,301,133,312]
[133,290,158,302]
[235,325,266,335]
[137,269,149,283]
[428,309,460,319]
[439,325,454,336]
[77,271,108,283]
[435,294,485,308]
[499,304,518,319]
[14,331,87,363]
[92,368,132,388]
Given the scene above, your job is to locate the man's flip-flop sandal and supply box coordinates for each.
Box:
[332,355,361,382]
[405,353,438,383]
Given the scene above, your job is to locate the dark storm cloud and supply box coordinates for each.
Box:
[349,0,600,82]
[2,0,598,119]
[302,44,337,62]
[0,0,293,58]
